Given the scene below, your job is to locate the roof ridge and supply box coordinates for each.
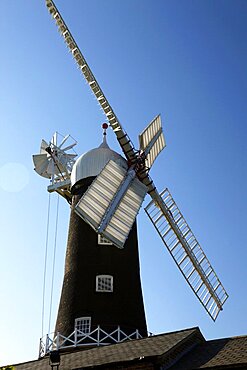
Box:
[148,326,201,339]
[207,333,247,343]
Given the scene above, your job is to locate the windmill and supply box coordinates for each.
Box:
[35,2,228,353]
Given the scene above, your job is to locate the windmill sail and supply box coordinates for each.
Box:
[102,176,147,248]
[75,160,147,248]
[45,0,137,163]
[139,115,166,169]
[145,188,228,321]
[33,153,51,178]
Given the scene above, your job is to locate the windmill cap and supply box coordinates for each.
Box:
[71,139,127,186]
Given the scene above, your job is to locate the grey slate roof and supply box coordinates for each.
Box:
[170,335,247,369]
[13,327,202,370]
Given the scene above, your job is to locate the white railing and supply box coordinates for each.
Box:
[39,326,142,357]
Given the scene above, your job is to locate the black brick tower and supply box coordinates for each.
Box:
[55,138,147,340]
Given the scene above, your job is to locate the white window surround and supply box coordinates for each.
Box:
[75,317,91,335]
[96,275,113,292]
[98,234,113,245]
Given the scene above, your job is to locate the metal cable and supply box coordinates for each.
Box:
[41,192,51,338]
[48,193,60,334]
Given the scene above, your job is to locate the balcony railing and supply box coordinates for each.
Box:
[39,326,142,357]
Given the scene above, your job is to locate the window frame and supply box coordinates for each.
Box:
[96,274,113,292]
[75,317,91,336]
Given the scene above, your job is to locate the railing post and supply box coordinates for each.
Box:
[46,334,49,355]
[39,338,42,358]
[75,328,77,346]
[56,331,60,350]
[97,325,100,345]
[136,329,139,339]
[117,326,120,342]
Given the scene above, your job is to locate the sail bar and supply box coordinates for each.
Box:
[145,188,228,321]
[139,115,166,169]
[45,0,136,162]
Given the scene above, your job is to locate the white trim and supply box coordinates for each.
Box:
[39,326,143,357]
[96,275,113,292]
[98,234,113,245]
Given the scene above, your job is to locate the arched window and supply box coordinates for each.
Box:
[96,275,113,292]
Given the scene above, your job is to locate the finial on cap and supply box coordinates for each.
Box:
[102,123,108,136]
[100,123,109,147]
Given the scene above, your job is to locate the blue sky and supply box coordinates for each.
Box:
[0,0,246,366]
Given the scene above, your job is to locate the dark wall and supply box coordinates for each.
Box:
[55,176,147,338]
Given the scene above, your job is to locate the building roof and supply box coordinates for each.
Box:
[13,327,203,369]
[170,334,247,369]
[12,328,247,370]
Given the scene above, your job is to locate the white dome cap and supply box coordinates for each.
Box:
[71,135,127,187]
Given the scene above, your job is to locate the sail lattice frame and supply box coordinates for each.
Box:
[145,188,228,321]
